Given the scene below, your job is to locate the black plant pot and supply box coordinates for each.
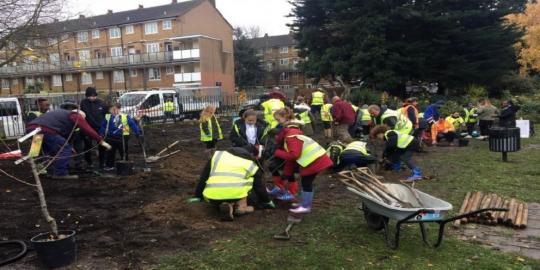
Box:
[116,161,134,176]
[458,138,469,147]
[31,230,76,269]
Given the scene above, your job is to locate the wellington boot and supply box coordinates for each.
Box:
[219,203,234,221]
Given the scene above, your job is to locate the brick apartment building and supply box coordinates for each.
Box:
[0,0,234,96]
[249,33,312,90]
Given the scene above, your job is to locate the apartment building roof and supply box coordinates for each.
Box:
[40,0,211,34]
[249,34,297,49]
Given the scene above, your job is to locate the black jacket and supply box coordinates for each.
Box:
[374,108,398,129]
[229,118,268,149]
[80,98,108,130]
[499,105,520,128]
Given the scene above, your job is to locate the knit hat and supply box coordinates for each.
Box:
[85,87,98,97]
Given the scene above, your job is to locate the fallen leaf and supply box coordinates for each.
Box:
[428,263,433,267]
[346,258,353,262]
[517,257,525,262]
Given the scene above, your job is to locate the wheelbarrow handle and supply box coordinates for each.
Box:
[442,207,509,224]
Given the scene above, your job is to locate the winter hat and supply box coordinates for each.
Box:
[85,87,98,97]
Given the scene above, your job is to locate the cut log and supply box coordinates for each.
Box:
[519,204,528,229]
[480,194,492,216]
[497,199,510,223]
[486,194,499,218]
[514,203,524,228]
[453,192,472,227]
[504,199,517,225]
[468,191,484,223]
[490,195,503,219]
[461,191,479,223]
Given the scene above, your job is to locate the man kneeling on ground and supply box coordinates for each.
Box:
[330,141,377,172]
[189,147,275,221]
[431,114,457,146]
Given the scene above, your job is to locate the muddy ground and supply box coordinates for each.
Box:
[1,120,405,270]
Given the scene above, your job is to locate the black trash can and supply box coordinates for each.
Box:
[488,127,521,161]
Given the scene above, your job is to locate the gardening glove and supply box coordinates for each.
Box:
[187,197,202,203]
[100,141,112,150]
[263,200,276,209]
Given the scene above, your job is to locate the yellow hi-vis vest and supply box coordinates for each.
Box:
[105,114,130,135]
[463,108,478,123]
[360,109,371,121]
[381,109,413,135]
[299,111,311,124]
[203,151,259,200]
[164,101,175,112]
[385,130,414,149]
[262,98,285,128]
[351,104,359,112]
[200,116,223,142]
[285,135,326,167]
[311,91,324,105]
[27,111,42,117]
[446,116,464,131]
[344,141,369,156]
[321,104,333,121]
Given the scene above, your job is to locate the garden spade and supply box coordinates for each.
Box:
[273,215,302,240]
[146,140,180,163]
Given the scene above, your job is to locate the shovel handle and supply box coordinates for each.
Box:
[156,140,179,156]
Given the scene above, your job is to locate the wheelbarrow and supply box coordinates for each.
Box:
[347,184,508,249]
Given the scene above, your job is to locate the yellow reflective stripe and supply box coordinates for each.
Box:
[105,114,130,135]
[206,182,253,188]
[344,142,368,155]
[312,91,324,105]
[321,104,333,121]
[210,172,247,178]
[287,135,326,167]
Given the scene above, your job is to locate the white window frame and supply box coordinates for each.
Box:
[146,43,160,53]
[129,69,138,77]
[81,72,92,85]
[279,58,289,66]
[78,50,90,60]
[92,29,100,39]
[2,79,10,89]
[77,31,88,43]
[52,75,62,87]
[96,71,104,80]
[125,25,134,34]
[113,70,124,82]
[279,72,289,82]
[165,66,174,74]
[110,47,123,57]
[280,46,289,54]
[109,27,121,39]
[144,22,158,35]
[162,20,172,30]
[65,74,73,81]
[148,68,161,81]
[49,53,60,64]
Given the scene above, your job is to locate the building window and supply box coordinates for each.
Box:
[109,27,121,39]
[49,53,60,64]
[65,74,73,81]
[144,22,158,35]
[125,25,134,34]
[279,72,289,81]
[129,69,137,77]
[48,38,58,46]
[2,80,9,89]
[12,79,18,86]
[96,71,104,80]
[146,43,160,53]
[92,29,100,39]
[78,50,90,60]
[77,31,88,43]
[52,75,62,86]
[266,62,273,71]
[279,58,289,66]
[162,20,172,30]
[111,47,123,57]
[279,46,289,54]
[148,68,161,81]
[113,70,124,82]
[81,73,92,85]
[266,47,272,53]
[165,66,174,74]
[293,59,299,70]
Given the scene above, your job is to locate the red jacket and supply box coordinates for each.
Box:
[274,126,333,176]
[331,100,356,125]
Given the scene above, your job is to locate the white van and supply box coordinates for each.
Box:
[118,89,220,123]
[0,97,25,139]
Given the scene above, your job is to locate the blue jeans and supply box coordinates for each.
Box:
[42,134,72,176]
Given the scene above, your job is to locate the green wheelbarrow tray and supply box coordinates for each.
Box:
[347,184,508,250]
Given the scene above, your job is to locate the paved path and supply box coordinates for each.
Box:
[457,203,540,259]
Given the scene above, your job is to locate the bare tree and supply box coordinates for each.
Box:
[245,25,261,39]
[0,0,66,67]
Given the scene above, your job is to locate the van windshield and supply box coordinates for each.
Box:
[119,93,146,107]
[0,101,19,117]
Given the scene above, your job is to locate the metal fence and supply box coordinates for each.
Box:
[0,88,294,140]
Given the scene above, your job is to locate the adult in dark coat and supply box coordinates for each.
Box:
[79,87,108,169]
[499,100,520,128]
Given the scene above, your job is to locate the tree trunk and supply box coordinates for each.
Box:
[29,157,58,238]
[336,76,351,100]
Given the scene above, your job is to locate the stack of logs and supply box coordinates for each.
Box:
[453,191,528,229]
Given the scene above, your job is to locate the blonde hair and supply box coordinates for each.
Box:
[274,107,295,121]
[199,106,216,123]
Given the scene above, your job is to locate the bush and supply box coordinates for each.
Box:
[464,84,488,100]
[499,73,540,94]
[349,87,381,106]
[439,100,462,117]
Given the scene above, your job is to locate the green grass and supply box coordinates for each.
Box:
[155,138,540,270]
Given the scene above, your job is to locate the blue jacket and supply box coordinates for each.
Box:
[423,105,440,123]
[99,113,141,137]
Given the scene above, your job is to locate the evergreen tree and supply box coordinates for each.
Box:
[289,0,526,94]
[234,28,264,90]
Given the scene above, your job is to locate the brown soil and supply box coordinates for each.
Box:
[0,120,359,269]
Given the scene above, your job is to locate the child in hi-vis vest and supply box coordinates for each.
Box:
[99,103,141,171]
[199,105,223,157]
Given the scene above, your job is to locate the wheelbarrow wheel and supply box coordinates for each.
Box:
[363,204,387,231]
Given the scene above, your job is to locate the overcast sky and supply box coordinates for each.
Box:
[67,0,293,36]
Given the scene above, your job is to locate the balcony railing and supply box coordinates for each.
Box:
[0,50,201,76]
[174,72,201,83]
